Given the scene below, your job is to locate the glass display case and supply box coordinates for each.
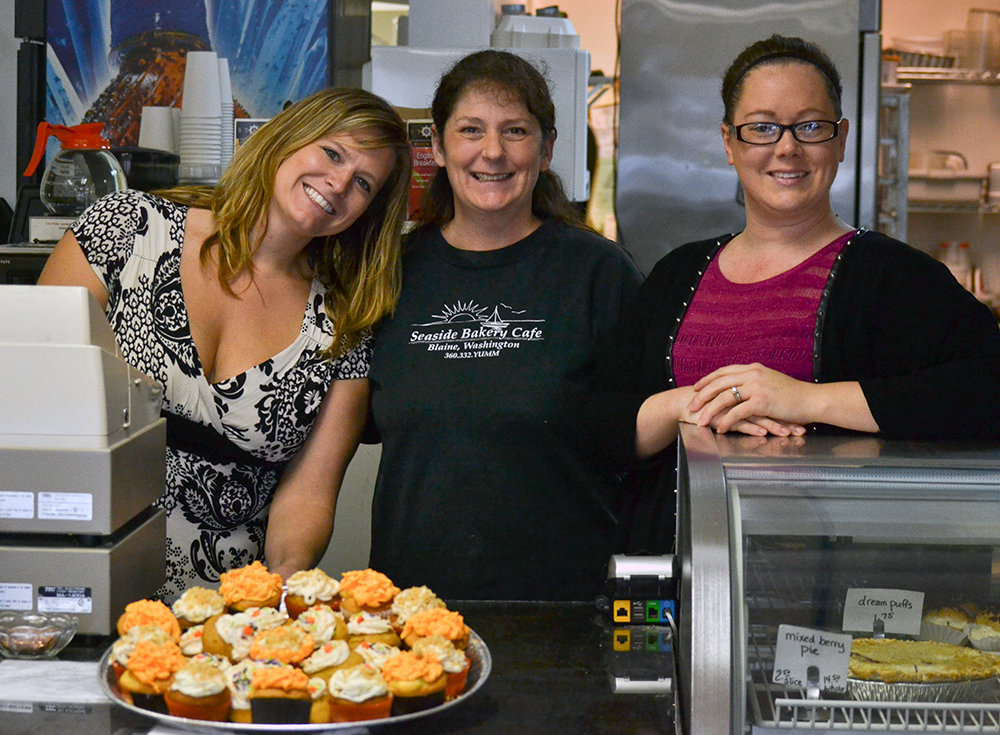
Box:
[675,424,1000,734]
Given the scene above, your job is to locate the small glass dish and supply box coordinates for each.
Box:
[0,611,79,659]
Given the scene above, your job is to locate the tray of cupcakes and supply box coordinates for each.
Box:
[98,562,491,731]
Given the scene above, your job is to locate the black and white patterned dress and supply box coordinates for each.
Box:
[72,190,370,601]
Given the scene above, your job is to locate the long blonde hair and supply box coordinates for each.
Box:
[159,87,411,357]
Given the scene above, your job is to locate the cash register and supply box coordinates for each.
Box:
[0,285,167,634]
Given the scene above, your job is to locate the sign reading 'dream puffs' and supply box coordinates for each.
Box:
[842,588,924,636]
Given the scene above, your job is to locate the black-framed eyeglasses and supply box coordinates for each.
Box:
[730,119,842,145]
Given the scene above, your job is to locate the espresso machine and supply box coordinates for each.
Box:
[0,285,167,635]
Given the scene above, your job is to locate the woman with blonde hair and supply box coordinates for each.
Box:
[39,86,411,599]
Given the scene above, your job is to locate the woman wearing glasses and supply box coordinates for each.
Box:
[582,35,1000,553]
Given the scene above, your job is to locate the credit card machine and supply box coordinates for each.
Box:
[607,554,678,625]
[603,555,677,696]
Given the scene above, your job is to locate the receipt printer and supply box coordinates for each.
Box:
[607,554,678,625]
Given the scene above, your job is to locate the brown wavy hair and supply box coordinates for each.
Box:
[158,87,411,357]
[417,49,582,228]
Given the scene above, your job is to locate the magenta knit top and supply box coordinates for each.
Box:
[672,230,855,387]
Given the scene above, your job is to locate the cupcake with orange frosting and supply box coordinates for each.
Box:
[171,586,226,628]
[381,650,446,714]
[284,569,340,619]
[400,608,470,650]
[339,569,400,617]
[410,634,470,700]
[346,610,402,649]
[248,665,312,724]
[292,604,347,644]
[249,624,314,666]
[164,659,232,721]
[301,640,364,681]
[390,586,446,632]
[110,625,175,682]
[116,599,181,643]
[118,639,188,713]
[219,561,284,612]
[326,663,393,722]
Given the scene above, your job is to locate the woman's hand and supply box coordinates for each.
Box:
[688,363,878,434]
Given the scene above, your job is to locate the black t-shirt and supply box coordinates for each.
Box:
[368,219,641,601]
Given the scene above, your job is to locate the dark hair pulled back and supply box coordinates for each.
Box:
[721,34,843,124]
[417,49,582,227]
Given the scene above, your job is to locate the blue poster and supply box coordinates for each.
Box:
[46,0,330,145]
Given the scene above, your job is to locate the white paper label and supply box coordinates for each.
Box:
[38,586,92,614]
[0,583,33,610]
[0,491,34,519]
[37,492,93,521]
[842,588,924,635]
[772,624,851,693]
[0,703,34,714]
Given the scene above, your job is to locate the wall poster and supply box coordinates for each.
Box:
[45,0,331,146]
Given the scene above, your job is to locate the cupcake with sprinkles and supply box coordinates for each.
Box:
[225,659,266,723]
[306,675,331,723]
[292,604,347,644]
[202,607,287,662]
[284,568,341,618]
[354,640,402,671]
[347,610,402,649]
[301,639,364,682]
[339,569,399,618]
[248,624,314,666]
[219,561,284,612]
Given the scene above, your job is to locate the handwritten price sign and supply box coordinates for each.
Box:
[841,588,924,635]
[772,625,851,693]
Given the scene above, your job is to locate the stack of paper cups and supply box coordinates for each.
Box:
[218,58,234,171]
[179,51,223,184]
[138,106,178,154]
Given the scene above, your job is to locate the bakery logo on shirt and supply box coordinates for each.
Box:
[410,301,544,360]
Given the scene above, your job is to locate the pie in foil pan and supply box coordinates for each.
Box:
[847,676,999,703]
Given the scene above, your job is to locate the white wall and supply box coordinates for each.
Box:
[1,0,18,215]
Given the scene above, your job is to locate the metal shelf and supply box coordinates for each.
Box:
[897,67,1000,84]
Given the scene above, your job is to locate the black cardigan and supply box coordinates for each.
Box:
[578,230,1000,552]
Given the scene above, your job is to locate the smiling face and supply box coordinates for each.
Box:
[269,128,397,244]
[432,84,554,227]
[721,61,848,226]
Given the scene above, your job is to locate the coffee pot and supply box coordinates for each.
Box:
[23,122,127,216]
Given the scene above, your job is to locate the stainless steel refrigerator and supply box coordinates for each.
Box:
[616,0,882,273]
